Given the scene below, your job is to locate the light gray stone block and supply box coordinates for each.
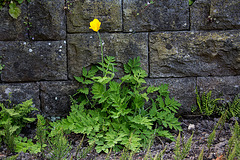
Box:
[67,0,122,33]
[150,31,240,77]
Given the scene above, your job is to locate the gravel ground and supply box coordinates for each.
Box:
[0,115,238,160]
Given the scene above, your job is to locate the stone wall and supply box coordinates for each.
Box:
[0,0,239,116]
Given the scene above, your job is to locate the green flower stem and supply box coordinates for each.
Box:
[97,31,104,73]
[97,31,107,91]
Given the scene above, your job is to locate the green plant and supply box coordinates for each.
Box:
[0,98,38,152]
[0,99,38,135]
[135,0,155,16]
[198,148,204,160]
[0,56,4,73]
[48,127,72,160]
[35,114,48,155]
[69,135,95,160]
[14,136,42,154]
[143,134,156,160]
[150,146,167,160]
[193,88,223,116]
[2,119,16,152]
[189,0,195,6]
[226,121,240,160]
[207,129,216,152]
[226,94,240,119]
[2,154,19,160]
[206,111,228,156]
[119,148,136,160]
[64,0,74,12]
[173,132,193,160]
[57,56,182,153]
[54,19,182,154]
[144,137,167,160]
[0,0,31,19]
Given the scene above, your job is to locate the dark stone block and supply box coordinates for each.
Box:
[40,81,79,117]
[123,0,189,32]
[0,3,28,40]
[0,83,40,110]
[28,0,66,40]
[197,76,240,102]
[0,41,67,82]
[191,0,240,30]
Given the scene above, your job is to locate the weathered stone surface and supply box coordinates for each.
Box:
[191,0,240,30]
[40,81,79,117]
[0,53,3,82]
[68,33,148,79]
[146,77,197,114]
[123,0,189,32]
[0,3,28,40]
[197,76,240,102]
[0,41,67,82]
[28,0,66,40]
[0,83,40,110]
[149,31,240,77]
[67,0,122,33]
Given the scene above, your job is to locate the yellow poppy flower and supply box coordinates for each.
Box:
[89,19,101,32]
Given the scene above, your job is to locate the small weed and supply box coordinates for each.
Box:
[226,121,240,159]
[134,0,156,16]
[48,127,72,160]
[3,120,16,152]
[35,114,48,157]
[173,132,193,160]
[74,135,95,160]
[226,94,240,119]
[198,148,204,160]
[189,0,195,6]
[207,111,227,156]
[0,56,4,73]
[0,98,38,152]
[2,154,18,160]
[192,87,223,116]
[0,0,31,19]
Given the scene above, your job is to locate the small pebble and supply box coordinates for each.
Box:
[188,124,195,131]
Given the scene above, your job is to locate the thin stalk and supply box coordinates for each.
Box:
[97,31,107,91]
[97,31,104,73]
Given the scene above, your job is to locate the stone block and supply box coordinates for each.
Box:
[191,0,240,30]
[146,77,197,114]
[197,76,240,102]
[40,81,79,117]
[67,0,122,33]
[68,33,148,79]
[0,41,67,82]
[0,3,28,40]
[149,31,240,77]
[0,83,40,110]
[28,0,66,40]
[123,0,189,32]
